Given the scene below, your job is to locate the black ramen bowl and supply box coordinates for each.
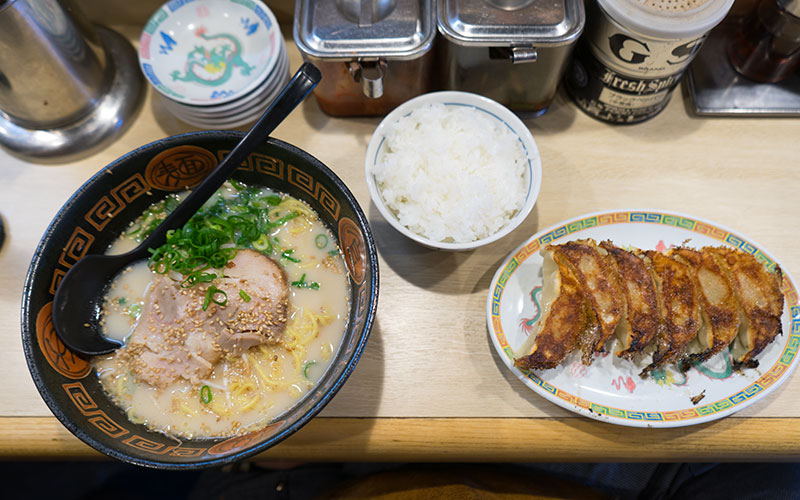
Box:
[21,131,379,469]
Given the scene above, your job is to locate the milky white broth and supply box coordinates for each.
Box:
[93,184,350,439]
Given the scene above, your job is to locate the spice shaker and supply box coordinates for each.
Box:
[293,0,435,116]
[565,0,733,124]
[728,0,800,83]
[437,0,585,116]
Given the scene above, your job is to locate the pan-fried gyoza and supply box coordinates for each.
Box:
[553,240,623,364]
[669,248,740,368]
[641,249,701,375]
[708,247,784,366]
[515,247,593,370]
[599,241,661,359]
[515,239,784,376]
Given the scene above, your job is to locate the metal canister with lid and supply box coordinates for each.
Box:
[565,0,734,124]
[294,0,435,116]
[437,0,585,116]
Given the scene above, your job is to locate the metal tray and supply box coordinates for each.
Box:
[685,22,800,117]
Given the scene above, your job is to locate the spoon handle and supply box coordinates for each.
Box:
[136,63,322,256]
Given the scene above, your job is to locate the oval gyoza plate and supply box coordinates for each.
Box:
[486,210,800,428]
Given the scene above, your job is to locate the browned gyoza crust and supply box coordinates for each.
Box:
[641,250,701,375]
[599,241,662,359]
[554,239,623,363]
[707,247,784,365]
[516,241,784,373]
[669,247,740,366]
[515,248,594,370]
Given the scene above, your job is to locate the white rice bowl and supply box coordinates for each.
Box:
[372,102,530,244]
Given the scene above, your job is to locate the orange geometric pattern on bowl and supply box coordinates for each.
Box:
[84,174,150,231]
[339,217,366,285]
[63,382,212,456]
[215,149,342,221]
[145,145,218,191]
[50,226,95,295]
[208,420,286,456]
[62,382,128,438]
[36,302,90,380]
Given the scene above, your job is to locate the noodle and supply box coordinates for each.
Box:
[94,184,350,439]
[276,199,317,220]
[247,352,284,389]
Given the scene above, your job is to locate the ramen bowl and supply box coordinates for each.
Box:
[21,131,379,469]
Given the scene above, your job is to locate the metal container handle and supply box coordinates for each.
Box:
[348,59,387,98]
[489,46,539,64]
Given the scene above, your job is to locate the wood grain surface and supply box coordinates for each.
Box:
[1,31,799,460]
[2,416,799,462]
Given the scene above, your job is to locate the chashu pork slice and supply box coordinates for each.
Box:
[556,239,624,362]
[215,249,289,352]
[707,247,784,366]
[120,249,288,388]
[599,241,662,359]
[669,247,740,366]
[515,246,596,370]
[641,250,701,375]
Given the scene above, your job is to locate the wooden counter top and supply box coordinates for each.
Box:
[2,38,799,462]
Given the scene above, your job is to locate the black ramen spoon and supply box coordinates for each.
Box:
[52,63,322,356]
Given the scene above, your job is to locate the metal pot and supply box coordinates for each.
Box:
[294,0,436,116]
[437,0,585,116]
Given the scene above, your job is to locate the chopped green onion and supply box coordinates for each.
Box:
[123,195,181,242]
[291,273,320,290]
[282,249,301,263]
[146,189,293,283]
[117,297,127,305]
[129,303,142,320]
[138,183,315,312]
[164,196,179,213]
[252,234,272,253]
[202,285,228,311]
[315,234,328,249]
[268,210,300,229]
[152,261,169,274]
[181,272,217,288]
[239,289,251,302]
[200,385,212,404]
[328,250,338,257]
[303,361,317,379]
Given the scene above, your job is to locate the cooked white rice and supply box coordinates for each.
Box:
[372,102,529,243]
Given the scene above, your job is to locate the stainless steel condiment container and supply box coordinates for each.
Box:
[0,0,143,161]
[437,0,585,115]
[294,0,436,116]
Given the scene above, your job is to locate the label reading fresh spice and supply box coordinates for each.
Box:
[566,42,687,124]
[565,1,712,124]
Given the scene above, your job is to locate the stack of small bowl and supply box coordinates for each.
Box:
[138,0,288,129]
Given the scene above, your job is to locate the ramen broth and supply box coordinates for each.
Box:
[93,184,350,439]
